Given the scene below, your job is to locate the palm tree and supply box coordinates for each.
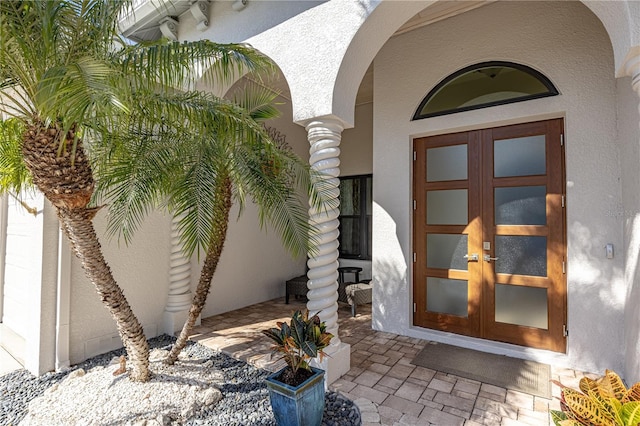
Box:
[94,82,324,364]
[0,0,274,381]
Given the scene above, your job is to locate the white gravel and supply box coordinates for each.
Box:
[20,349,223,426]
[2,336,360,426]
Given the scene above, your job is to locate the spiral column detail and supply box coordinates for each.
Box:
[165,216,193,313]
[305,119,343,342]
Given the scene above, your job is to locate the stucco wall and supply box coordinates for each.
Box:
[341,102,373,177]
[338,102,374,278]
[68,210,171,364]
[373,1,624,374]
[194,94,311,318]
[180,0,381,126]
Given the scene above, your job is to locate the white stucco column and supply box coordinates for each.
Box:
[622,46,640,384]
[305,118,350,385]
[163,215,198,335]
[55,234,71,371]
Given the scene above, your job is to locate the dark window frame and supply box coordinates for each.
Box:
[413,61,559,120]
[338,174,372,260]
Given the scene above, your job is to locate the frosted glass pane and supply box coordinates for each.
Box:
[427,277,468,317]
[427,190,468,225]
[427,234,468,270]
[494,135,546,177]
[495,236,547,277]
[495,186,546,225]
[427,145,467,182]
[495,284,548,329]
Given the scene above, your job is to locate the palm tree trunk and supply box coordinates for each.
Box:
[57,207,150,381]
[165,176,232,364]
[21,123,150,381]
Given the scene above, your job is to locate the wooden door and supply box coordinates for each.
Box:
[413,119,566,352]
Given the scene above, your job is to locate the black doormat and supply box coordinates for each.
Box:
[411,342,551,398]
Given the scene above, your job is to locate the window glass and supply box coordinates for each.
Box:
[495,236,547,277]
[414,62,558,120]
[495,186,546,225]
[426,189,468,225]
[427,277,468,317]
[340,179,360,215]
[494,135,546,177]
[339,175,372,260]
[495,284,548,329]
[427,234,468,270]
[427,144,467,182]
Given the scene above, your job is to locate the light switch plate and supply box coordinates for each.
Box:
[606,243,614,259]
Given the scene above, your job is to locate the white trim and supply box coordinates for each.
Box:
[0,194,8,323]
[405,325,574,369]
[55,233,71,370]
[409,111,567,140]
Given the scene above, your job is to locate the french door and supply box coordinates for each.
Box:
[413,119,566,352]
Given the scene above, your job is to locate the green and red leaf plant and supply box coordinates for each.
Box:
[551,370,640,426]
[262,309,333,386]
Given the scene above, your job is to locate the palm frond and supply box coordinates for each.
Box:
[169,151,225,257]
[36,58,127,127]
[229,80,282,122]
[117,40,275,91]
[93,127,175,244]
[229,137,315,257]
[0,118,32,194]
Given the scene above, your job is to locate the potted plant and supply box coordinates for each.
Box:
[262,309,333,426]
[550,369,640,425]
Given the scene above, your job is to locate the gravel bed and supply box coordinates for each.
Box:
[0,335,360,426]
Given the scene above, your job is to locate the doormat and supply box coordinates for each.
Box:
[411,342,551,398]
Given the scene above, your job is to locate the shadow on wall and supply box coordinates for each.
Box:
[568,219,626,374]
[370,202,409,334]
[372,260,408,334]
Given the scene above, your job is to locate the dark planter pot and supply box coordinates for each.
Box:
[266,366,325,426]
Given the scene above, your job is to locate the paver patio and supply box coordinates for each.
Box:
[188,297,589,426]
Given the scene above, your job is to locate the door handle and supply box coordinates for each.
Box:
[483,254,499,262]
[464,253,479,262]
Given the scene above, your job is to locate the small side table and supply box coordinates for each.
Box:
[337,266,362,284]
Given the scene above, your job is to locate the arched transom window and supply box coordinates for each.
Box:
[413,61,559,120]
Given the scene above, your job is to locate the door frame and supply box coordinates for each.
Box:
[411,118,567,353]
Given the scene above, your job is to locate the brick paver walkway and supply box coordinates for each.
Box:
[188,297,587,425]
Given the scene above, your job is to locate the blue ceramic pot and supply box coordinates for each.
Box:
[266,366,325,426]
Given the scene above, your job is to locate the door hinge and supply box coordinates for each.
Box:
[413,252,417,263]
[413,303,417,313]
[562,261,566,274]
[413,151,417,161]
[560,134,564,146]
[563,324,569,337]
[413,200,416,210]
[562,195,565,208]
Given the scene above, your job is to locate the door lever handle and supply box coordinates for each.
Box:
[464,253,479,262]
[483,254,499,262]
